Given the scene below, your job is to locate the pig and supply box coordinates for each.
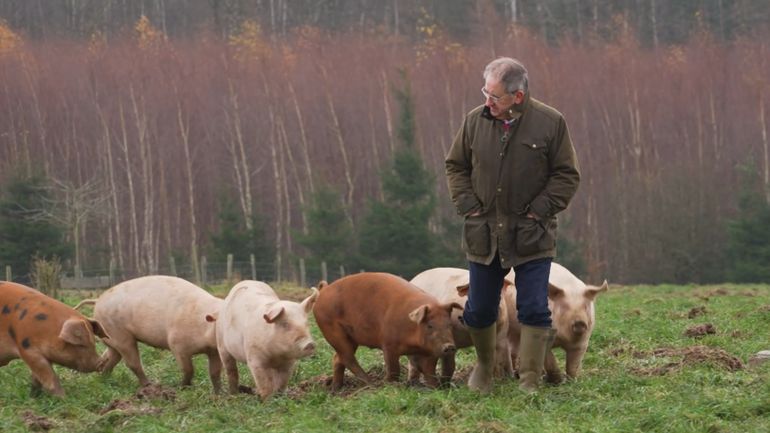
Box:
[408,267,514,381]
[75,275,223,391]
[505,263,608,383]
[0,281,108,397]
[312,272,461,391]
[208,280,318,400]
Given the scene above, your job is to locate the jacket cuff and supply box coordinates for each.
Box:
[529,196,551,219]
[457,195,481,216]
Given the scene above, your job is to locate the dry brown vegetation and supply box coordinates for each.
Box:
[0,17,768,284]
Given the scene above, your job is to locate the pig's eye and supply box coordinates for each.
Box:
[427,323,434,330]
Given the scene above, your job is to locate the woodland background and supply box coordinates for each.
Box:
[0,0,769,285]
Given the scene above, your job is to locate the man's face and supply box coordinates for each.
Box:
[482,79,521,119]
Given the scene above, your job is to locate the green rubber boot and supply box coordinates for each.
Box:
[517,325,556,393]
[467,324,497,394]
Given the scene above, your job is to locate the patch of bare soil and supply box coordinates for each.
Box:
[99,383,174,417]
[758,305,770,313]
[134,383,176,401]
[631,346,744,376]
[687,306,707,318]
[21,410,55,431]
[98,399,161,416]
[708,288,731,296]
[287,365,387,399]
[684,323,717,338]
[286,363,481,399]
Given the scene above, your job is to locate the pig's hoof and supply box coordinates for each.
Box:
[545,373,564,385]
[238,385,255,394]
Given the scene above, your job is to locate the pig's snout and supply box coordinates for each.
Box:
[297,338,315,356]
[572,320,588,334]
[442,343,456,355]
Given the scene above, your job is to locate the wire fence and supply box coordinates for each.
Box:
[2,256,355,291]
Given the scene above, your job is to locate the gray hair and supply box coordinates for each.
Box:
[483,57,528,94]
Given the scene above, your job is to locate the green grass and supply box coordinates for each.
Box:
[2,283,770,433]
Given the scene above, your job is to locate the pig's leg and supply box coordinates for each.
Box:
[246,358,274,400]
[97,346,122,374]
[494,339,514,378]
[565,347,586,379]
[414,355,440,388]
[406,356,420,385]
[331,353,346,391]
[172,351,195,387]
[271,366,291,393]
[439,353,455,385]
[207,350,223,393]
[382,347,401,383]
[220,351,240,395]
[117,338,151,386]
[21,351,64,397]
[544,349,564,384]
[331,339,370,385]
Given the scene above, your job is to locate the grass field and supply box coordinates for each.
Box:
[2,282,769,433]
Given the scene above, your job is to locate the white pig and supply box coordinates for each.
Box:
[75,275,223,391]
[409,267,514,381]
[506,263,608,383]
[208,280,318,400]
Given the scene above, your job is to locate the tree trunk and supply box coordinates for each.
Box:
[224,80,255,229]
[321,64,355,226]
[96,101,124,270]
[177,101,201,284]
[288,80,315,196]
[118,100,142,274]
[130,87,156,273]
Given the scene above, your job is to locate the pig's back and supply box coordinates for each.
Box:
[94,276,219,347]
[548,263,585,293]
[0,282,84,353]
[410,267,469,303]
[316,272,429,325]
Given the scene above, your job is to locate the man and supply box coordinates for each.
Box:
[445,57,580,393]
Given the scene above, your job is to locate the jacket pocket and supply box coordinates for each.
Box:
[463,216,491,256]
[515,217,556,256]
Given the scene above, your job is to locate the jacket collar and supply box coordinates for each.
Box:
[481,92,531,122]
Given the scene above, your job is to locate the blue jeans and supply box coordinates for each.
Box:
[464,255,552,328]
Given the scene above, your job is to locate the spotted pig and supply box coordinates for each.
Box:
[0,281,108,397]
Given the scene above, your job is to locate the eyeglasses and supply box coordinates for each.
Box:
[481,87,518,103]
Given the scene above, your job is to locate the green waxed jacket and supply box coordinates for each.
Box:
[445,94,580,268]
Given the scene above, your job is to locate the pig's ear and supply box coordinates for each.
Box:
[456,283,470,297]
[302,288,319,313]
[444,302,463,313]
[547,283,564,300]
[317,280,328,290]
[60,319,93,346]
[88,319,110,339]
[409,305,429,324]
[585,280,609,301]
[263,306,285,323]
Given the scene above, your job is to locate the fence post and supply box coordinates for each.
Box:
[227,254,234,282]
[339,265,345,279]
[109,258,116,286]
[321,261,328,283]
[299,258,306,288]
[5,265,11,282]
[201,256,208,287]
[250,254,257,280]
[169,256,177,277]
[74,264,82,279]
